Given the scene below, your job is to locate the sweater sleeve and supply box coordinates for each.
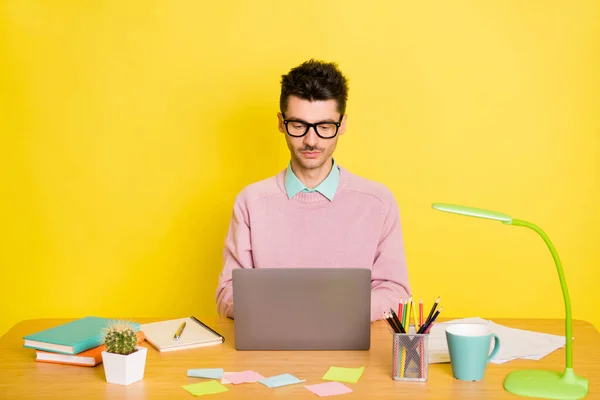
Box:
[215,192,253,318]
[370,191,411,322]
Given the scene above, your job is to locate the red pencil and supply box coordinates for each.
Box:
[398,298,404,322]
[418,299,425,378]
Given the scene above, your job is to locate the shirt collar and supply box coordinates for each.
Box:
[285,159,340,201]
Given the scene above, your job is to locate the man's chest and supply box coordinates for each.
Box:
[248,204,383,268]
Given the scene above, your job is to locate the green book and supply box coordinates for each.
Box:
[23,317,140,355]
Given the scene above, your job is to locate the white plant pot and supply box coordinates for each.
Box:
[101,346,147,386]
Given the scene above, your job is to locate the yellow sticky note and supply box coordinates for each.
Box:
[322,366,365,383]
[182,380,229,396]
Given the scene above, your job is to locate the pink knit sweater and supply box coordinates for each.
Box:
[215,166,411,322]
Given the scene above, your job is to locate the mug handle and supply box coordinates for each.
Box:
[487,333,501,362]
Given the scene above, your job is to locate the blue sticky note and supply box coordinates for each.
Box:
[259,373,306,388]
[187,368,224,379]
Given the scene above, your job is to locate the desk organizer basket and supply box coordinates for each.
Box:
[392,327,429,382]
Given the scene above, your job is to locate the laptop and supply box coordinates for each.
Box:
[232,268,371,350]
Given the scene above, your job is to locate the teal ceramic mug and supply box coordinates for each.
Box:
[445,323,501,381]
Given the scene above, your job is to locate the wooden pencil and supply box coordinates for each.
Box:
[425,296,440,325]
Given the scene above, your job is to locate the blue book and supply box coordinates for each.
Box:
[23,316,140,355]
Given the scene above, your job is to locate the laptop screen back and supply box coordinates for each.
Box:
[232,268,371,350]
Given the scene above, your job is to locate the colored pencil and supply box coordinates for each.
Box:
[421,307,443,334]
[399,343,407,378]
[389,312,403,334]
[418,299,425,378]
[405,297,412,328]
[398,298,404,322]
[389,308,406,334]
[424,307,442,333]
[386,311,407,378]
[424,296,440,325]
[419,334,425,378]
[392,324,400,377]
[397,306,408,377]
[385,322,395,334]
[411,299,418,331]
[384,313,399,333]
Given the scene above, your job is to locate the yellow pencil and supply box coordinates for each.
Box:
[400,298,410,378]
[404,297,411,328]
[411,299,419,331]
[399,343,407,377]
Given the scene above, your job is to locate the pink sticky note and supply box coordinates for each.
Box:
[305,382,353,397]
[221,372,235,384]
[225,370,265,384]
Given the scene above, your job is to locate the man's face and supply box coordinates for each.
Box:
[277,95,347,172]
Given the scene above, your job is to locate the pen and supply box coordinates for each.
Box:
[173,321,186,340]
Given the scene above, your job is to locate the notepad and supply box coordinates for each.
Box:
[23,317,140,355]
[140,316,224,352]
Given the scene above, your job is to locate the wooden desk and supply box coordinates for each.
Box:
[0,317,598,399]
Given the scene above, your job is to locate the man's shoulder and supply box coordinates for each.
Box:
[341,167,398,205]
[235,170,285,205]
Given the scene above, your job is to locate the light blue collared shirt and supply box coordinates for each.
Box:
[284,159,340,201]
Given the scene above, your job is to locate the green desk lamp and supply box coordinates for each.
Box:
[432,203,588,400]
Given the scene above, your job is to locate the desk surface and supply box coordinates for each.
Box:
[0,317,597,399]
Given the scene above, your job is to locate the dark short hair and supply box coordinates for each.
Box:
[280,59,349,116]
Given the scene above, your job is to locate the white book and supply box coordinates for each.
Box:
[141,316,224,352]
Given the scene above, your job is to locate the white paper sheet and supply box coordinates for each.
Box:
[427,317,568,364]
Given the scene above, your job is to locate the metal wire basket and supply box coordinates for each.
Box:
[392,327,429,382]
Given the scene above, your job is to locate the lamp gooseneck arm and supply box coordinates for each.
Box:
[510,219,572,369]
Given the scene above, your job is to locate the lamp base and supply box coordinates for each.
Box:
[504,368,588,400]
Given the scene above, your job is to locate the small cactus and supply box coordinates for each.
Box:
[102,320,138,355]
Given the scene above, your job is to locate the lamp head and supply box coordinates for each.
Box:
[432,203,513,224]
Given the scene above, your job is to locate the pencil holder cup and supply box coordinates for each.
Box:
[392,327,429,382]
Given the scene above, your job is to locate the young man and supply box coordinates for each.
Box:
[215,59,411,322]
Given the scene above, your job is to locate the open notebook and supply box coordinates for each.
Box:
[141,316,224,352]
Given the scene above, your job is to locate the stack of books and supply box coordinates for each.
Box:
[22,316,144,367]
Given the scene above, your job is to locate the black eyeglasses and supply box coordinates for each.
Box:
[282,114,343,139]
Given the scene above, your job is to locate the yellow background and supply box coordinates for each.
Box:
[1,1,598,337]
